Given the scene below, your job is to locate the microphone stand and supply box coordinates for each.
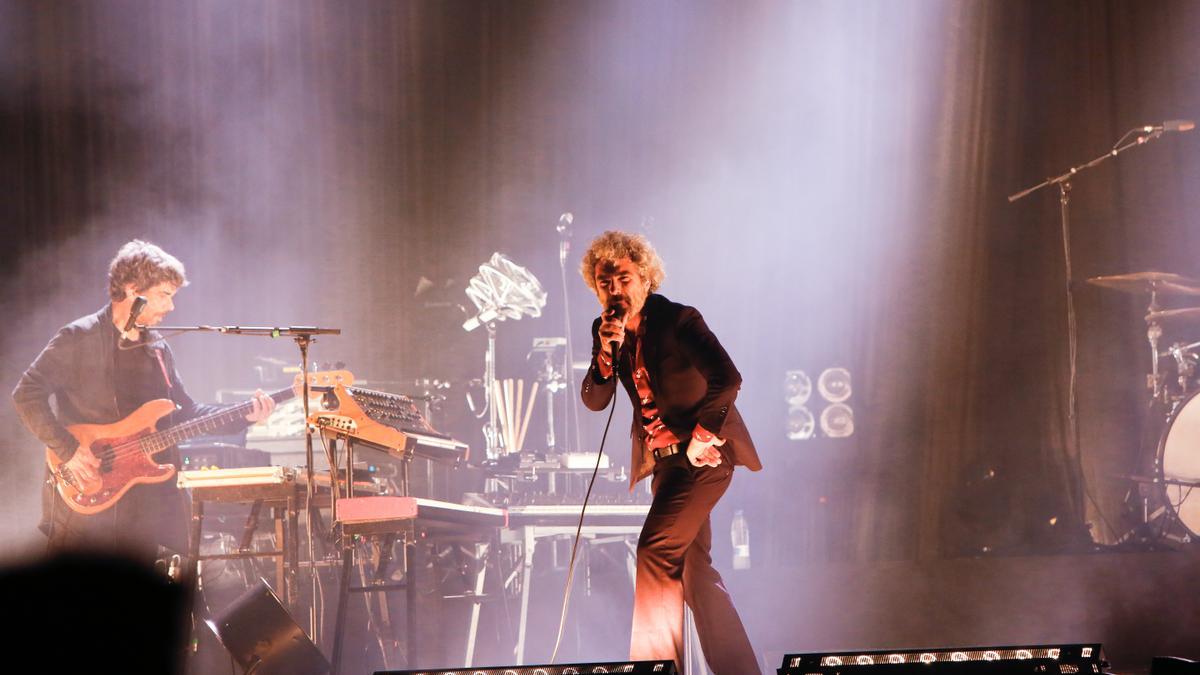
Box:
[557,217,582,454]
[141,323,341,643]
[1008,127,1168,529]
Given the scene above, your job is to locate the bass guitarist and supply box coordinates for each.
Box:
[12,239,276,561]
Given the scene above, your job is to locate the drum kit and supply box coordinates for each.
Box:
[1088,271,1200,544]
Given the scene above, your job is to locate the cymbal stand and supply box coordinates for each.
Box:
[1146,288,1166,404]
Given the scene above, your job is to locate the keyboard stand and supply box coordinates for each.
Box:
[186,481,300,608]
[330,497,417,675]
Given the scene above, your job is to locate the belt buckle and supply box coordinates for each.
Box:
[653,443,681,461]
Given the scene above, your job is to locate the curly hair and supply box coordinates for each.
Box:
[579,230,665,293]
[107,240,188,301]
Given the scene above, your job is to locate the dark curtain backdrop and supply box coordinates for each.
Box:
[2,0,1198,570]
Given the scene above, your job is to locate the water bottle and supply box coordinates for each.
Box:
[731,509,750,570]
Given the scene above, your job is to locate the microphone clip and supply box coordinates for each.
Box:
[123,296,148,334]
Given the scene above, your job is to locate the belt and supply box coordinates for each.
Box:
[651,443,683,461]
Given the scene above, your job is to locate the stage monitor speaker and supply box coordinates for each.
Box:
[778,643,1105,674]
[208,578,330,675]
[376,660,676,674]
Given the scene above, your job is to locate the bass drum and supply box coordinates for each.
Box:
[1157,390,1200,538]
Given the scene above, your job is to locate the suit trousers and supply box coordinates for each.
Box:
[630,452,759,674]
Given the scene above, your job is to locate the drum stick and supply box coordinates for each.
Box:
[517,381,539,454]
[515,379,524,451]
[504,378,516,451]
[493,380,508,450]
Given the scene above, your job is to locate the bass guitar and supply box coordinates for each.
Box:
[46,370,353,515]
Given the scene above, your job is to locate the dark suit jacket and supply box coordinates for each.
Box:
[581,293,761,485]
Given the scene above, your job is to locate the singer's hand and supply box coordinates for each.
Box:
[598,310,626,357]
[686,435,725,468]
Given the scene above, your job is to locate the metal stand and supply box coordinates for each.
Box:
[188,484,301,608]
[558,217,582,453]
[509,523,640,665]
[330,528,416,674]
[1009,126,1171,525]
[480,322,502,458]
[1119,473,1200,548]
[531,338,568,454]
[1148,290,1165,402]
[296,335,322,641]
[146,323,342,641]
[330,525,497,672]
[1058,179,1084,521]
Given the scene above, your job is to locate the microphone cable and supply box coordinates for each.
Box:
[549,346,621,663]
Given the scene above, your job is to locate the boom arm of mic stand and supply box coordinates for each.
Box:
[1008,129,1164,202]
[145,325,342,336]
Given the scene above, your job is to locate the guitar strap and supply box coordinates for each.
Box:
[151,347,174,392]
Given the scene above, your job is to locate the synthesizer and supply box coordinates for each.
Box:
[309,384,469,464]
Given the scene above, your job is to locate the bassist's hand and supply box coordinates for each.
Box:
[64,445,101,485]
[244,389,276,423]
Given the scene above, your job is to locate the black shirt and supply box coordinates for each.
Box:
[115,336,175,419]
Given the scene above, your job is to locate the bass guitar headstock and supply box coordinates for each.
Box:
[293,370,354,396]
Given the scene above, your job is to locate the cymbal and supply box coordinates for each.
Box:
[1146,307,1200,323]
[1087,271,1200,296]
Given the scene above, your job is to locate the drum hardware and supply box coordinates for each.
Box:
[1014,125,1193,545]
[1121,473,1200,547]
[1150,387,1200,544]
[1088,272,1200,548]
[1164,341,1200,396]
[1126,474,1200,488]
[1146,307,1200,322]
[1086,272,1200,404]
[1085,271,1200,296]
[1148,316,1165,402]
[1113,388,1200,548]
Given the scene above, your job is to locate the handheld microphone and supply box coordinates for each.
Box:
[123,296,147,333]
[605,299,626,361]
